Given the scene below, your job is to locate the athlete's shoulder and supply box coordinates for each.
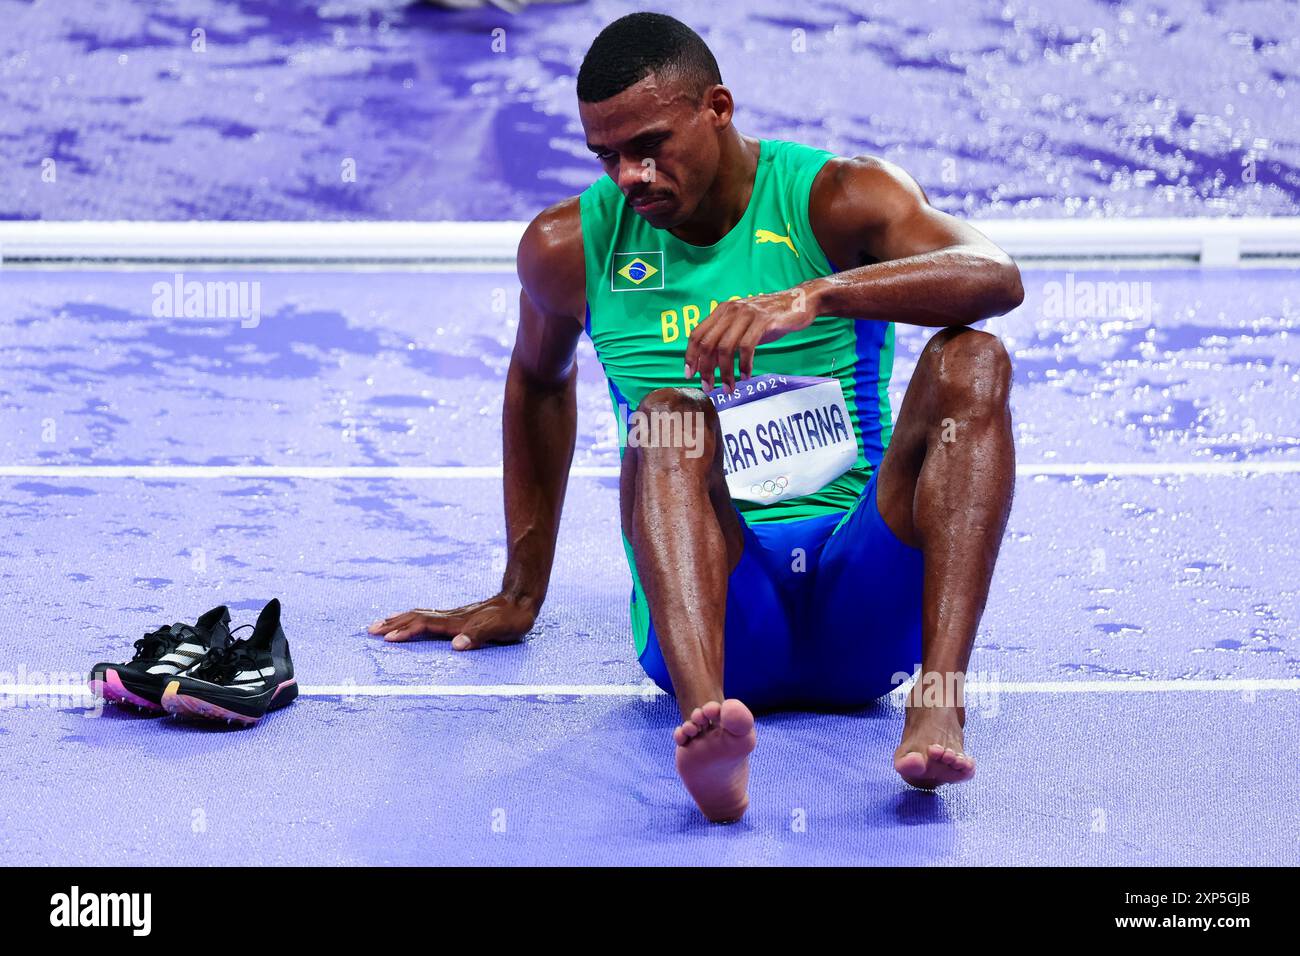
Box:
[763,137,836,165]
[518,196,585,321]
[811,154,929,224]
[520,195,583,265]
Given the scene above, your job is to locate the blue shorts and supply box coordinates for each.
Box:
[637,471,924,711]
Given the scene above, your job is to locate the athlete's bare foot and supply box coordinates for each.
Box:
[673,698,756,823]
[894,704,975,789]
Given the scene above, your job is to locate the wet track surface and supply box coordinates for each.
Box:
[1,265,1297,864]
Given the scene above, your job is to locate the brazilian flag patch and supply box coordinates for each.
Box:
[611,251,664,292]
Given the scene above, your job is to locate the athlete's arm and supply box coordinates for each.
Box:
[498,200,585,620]
[683,155,1023,390]
[367,199,585,649]
[804,155,1023,324]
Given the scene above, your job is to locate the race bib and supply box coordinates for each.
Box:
[707,375,859,504]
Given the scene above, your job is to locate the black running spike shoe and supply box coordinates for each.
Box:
[162,599,297,725]
[88,606,232,712]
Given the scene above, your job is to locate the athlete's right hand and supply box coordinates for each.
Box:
[366,595,537,650]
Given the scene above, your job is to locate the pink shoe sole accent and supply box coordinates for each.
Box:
[160,678,297,725]
[161,681,259,726]
[88,669,164,712]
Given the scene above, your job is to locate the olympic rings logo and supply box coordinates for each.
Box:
[748,475,790,498]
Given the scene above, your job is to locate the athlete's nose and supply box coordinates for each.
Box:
[618,157,650,197]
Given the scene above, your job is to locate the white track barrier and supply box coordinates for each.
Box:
[1,217,1298,266]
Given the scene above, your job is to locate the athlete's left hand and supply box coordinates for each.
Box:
[683,284,819,391]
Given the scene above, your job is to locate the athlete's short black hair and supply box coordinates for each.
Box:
[577,13,722,104]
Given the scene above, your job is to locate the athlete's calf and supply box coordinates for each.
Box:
[618,387,743,716]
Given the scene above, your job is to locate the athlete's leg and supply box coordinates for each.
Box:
[620,386,756,822]
[621,387,743,713]
[874,326,1015,788]
[637,520,800,713]
[802,471,924,710]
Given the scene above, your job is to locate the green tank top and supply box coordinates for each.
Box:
[580,138,895,526]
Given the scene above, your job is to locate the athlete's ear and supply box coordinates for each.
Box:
[705,84,734,129]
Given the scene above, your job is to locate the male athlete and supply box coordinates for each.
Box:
[370,13,1022,822]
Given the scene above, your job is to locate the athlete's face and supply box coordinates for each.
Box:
[579,73,728,230]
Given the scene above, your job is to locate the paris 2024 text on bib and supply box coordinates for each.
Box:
[707,374,859,504]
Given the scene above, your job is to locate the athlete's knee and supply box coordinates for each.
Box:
[929,327,1012,414]
[639,386,716,418]
[631,387,718,465]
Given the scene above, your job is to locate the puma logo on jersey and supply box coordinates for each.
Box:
[754,225,799,258]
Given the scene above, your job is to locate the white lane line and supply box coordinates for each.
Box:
[1018,461,1300,476]
[0,461,1298,480]
[3,679,1297,699]
[303,684,656,697]
[963,679,1300,693]
[0,465,525,479]
[0,684,653,698]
